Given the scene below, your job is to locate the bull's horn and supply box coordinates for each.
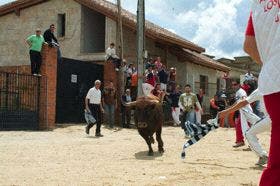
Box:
[125,101,137,107]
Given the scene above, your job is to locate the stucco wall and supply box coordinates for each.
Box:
[0,0,82,66]
[185,62,219,110]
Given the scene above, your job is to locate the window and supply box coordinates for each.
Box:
[57,14,66,37]
[81,6,105,53]
[200,75,208,95]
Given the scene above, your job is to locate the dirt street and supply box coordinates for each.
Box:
[0,125,270,186]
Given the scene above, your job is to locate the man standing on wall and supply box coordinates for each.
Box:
[85,80,104,137]
[26,28,45,76]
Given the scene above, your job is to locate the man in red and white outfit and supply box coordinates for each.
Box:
[244,1,280,185]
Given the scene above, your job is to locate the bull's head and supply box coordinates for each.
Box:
[126,96,162,128]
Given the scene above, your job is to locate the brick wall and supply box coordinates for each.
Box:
[0,45,57,130]
[40,45,57,129]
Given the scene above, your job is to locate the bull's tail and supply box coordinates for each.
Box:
[181,123,218,159]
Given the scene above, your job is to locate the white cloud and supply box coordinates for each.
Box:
[0,0,15,5]
[165,28,176,34]
[174,0,246,58]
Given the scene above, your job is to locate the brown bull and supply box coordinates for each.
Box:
[126,95,164,156]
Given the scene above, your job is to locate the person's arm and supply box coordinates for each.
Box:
[194,95,202,112]
[244,36,262,65]
[85,97,90,112]
[114,91,117,109]
[243,13,262,65]
[100,103,104,113]
[43,30,51,43]
[178,95,184,111]
[26,36,32,47]
[219,99,249,119]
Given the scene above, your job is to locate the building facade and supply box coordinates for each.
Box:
[0,0,230,125]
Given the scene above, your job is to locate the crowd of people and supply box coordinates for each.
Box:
[25,1,280,185]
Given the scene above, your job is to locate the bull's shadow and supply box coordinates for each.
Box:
[134,151,163,160]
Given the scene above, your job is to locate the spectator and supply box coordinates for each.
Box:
[130,71,138,101]
[125,63,133,88]
[209,95,220,119]
[102,81,117,129]
[245,70,255,82]
[145,66,156,87]
[26,28,45,76]
[145,57,154,69]
[241,80,251,95]
[169,85,182,126]
[152,83,166,101]
[157,65,169,91]
[154,56,163,70]
[85,80,104,137]
[168,67,176,92]
[179,84,202,136]
[196,88,204,124]
[121,89,132,128]
[43,24,61,62]
[105,43,121,71]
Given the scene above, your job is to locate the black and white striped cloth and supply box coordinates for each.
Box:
[181,116,219,159]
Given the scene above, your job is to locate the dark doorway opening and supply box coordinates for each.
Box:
[56,58,103,123]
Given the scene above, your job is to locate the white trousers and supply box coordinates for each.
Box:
[196,110,202,124]
[172,107,180,125]
[240,108,259,135]
[245,116,271,157]
[240,107,271,157]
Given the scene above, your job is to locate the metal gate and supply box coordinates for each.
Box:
[0,72,40,130]
[56,58,103,123]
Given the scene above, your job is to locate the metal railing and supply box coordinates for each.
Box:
[0,72,41,130]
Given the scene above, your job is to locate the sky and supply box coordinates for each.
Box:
[0,0,251,59]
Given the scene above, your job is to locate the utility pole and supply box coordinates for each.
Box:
[136,0,145,97]
[116,0,124,125]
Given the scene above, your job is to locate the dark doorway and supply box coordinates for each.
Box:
[56,58,103,123]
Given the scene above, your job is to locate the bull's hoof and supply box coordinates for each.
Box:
[148,151,154,156]
[158,148,165,154]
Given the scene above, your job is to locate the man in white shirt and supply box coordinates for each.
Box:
[219,88,271,166]
[231,79,254,148]
[105,43,121,71]
[85,80,104,137]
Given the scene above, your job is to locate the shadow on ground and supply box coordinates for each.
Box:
[134,151,163,160]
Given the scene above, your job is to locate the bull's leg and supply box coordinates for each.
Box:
[156,127,164,153]
[139,130,154,156]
